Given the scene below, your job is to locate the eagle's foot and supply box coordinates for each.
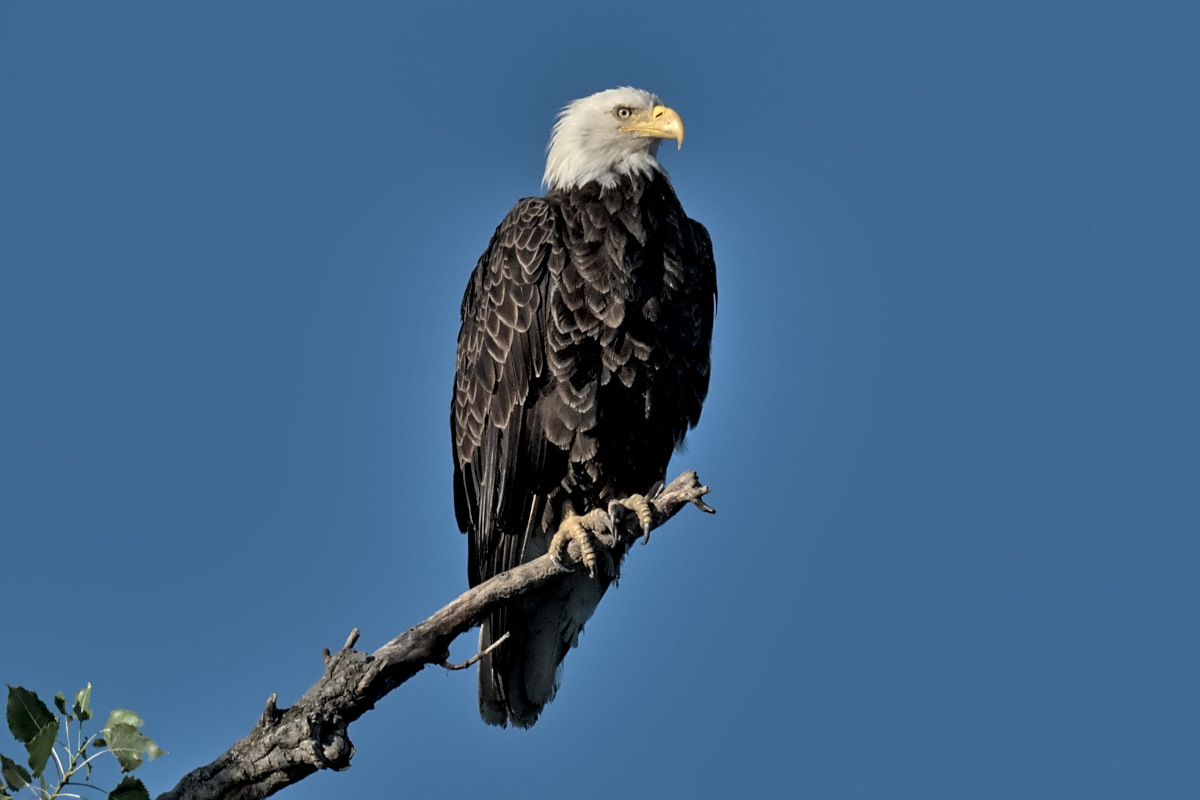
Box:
[550,509,613,578]
[608,492,656,545]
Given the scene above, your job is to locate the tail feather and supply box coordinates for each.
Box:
[478,616,558,728]
[477,572,606,727]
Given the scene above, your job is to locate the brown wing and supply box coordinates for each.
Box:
[681,216,717,428]
[451,197,565,587]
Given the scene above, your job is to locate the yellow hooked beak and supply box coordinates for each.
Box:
[620,105,685,149]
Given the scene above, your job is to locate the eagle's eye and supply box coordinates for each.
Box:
[614,107,633,120]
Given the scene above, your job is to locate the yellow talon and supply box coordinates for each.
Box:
[621,494,654,544]
[550,512,603,577]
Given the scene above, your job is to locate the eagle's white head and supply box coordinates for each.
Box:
[543,87,685,191]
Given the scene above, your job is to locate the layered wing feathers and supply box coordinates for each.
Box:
[452,198,561,586]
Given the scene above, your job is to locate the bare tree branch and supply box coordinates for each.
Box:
[156,471,713,800]
[440,631,510,671]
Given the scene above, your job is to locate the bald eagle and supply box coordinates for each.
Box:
[451,87,716,728]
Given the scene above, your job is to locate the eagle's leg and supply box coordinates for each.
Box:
[550,509,614,578]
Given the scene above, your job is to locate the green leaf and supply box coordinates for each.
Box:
[108,775,151,800]
[103,725,165,772]
[0,755,30,791]
[26,723,56,779]
[54,692,69,718]
[73,684,93,722]
[6,686,55,744]
[101,711,164,773]
[103,709,143,729]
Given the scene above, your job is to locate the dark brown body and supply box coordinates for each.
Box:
[451,170,716,727]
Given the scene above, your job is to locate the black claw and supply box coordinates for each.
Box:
[606,501,623,544]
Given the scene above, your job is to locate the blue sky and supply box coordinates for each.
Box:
[2,2,1197,798]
